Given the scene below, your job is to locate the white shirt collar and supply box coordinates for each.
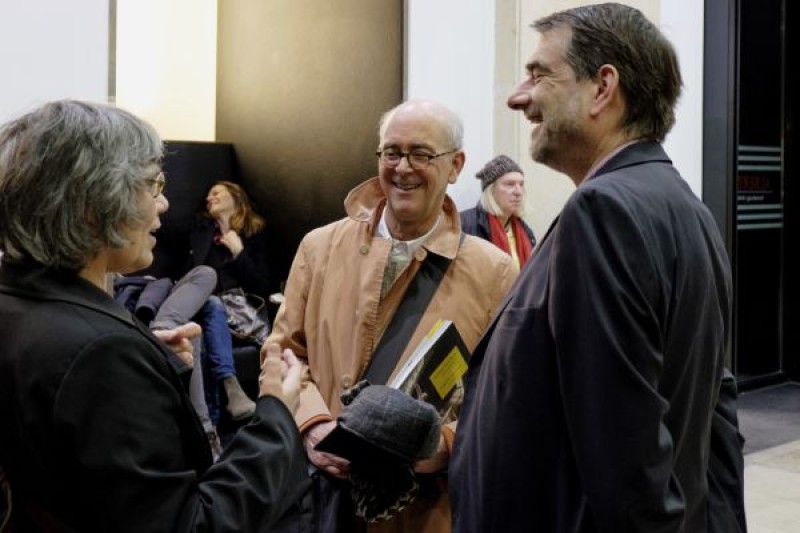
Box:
[376,208,441,257]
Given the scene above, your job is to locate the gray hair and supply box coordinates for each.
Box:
[378,99,464,150]
[533,3,682,142]
[0,100,163,270]
[479,180,528,219]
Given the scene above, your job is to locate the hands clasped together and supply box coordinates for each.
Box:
[154,323,306,415]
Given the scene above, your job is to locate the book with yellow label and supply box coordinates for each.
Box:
[388,319,470,422]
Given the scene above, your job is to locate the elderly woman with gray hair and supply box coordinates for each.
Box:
[0,100,309,532]
[459,154,536,269]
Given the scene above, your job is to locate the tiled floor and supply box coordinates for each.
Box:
[745,439,800,532]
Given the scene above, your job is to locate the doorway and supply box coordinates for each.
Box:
[705,0,798,389]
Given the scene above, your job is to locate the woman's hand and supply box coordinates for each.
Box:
[152,322,202,367]
[219,230,244,257]
[259,343,307,415]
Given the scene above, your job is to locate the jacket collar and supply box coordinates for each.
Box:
[343,177,463,260]
[0,260,195,375]
[0,260,135,326]
[587,140,671,183]
[533,141,671,267]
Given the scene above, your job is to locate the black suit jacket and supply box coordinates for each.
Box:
[451,142,734,532]
[0,261,309,532]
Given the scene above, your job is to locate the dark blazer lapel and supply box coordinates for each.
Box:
[588,140,671,183]
[471,142,668,366]
[469,206,562,367]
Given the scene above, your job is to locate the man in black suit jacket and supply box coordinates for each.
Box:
[450,5,737,532]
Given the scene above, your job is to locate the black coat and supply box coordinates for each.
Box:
[450,142,734,532]
[707,368,747,532]
[459,203,537,250]
[188,217,276,299]
[0,262,309,532]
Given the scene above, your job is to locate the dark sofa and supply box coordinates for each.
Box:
[138,140,264,402]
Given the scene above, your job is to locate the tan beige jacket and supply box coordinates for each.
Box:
[267,177,517,532]
[269,177,517,429]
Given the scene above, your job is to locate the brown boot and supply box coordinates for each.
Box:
[223,376,256,420]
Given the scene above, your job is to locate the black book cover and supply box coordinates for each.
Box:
[388,319,470,421]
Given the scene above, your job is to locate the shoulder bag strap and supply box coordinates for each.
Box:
[363,233,464,385]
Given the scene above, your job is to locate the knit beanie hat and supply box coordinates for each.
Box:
[475,154,523,190]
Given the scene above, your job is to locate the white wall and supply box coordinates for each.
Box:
[0,0,109,124]
[661,0,704,198]
[405,0,496,211]
[0,1,704,233]
[406,0,706,238]
[0,0,216,142]
[115,0,217,141]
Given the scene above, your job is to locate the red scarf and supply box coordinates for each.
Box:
[488,214,533,267]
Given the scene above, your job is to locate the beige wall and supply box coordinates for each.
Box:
[216,0,404,274]
[116,0,217,140]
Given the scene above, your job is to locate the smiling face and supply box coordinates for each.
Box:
[377,104,464,240]
[507,26,596,179]
[206,183,236,220]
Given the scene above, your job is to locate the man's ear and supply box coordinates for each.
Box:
[449,150,466,184]
[590,64,620,117]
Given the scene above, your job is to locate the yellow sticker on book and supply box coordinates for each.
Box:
[429,347,468,399]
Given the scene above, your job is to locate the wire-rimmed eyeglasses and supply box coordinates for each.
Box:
[145,171,166,198]
[375,149,458,170]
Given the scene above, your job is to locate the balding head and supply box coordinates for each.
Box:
[378,99,463,151]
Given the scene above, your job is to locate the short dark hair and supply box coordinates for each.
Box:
[0,100,163,270]
[533,3,682,142]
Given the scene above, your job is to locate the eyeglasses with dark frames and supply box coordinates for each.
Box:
[145,171,166,198]
[375,148,458,170]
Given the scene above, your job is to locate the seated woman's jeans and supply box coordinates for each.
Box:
[198,295,237,425]
[150,266,216,331]
[148,266,217,432]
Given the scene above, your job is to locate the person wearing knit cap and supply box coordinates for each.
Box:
[459,154,536,269]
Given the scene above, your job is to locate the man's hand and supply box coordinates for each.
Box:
[414,434,449,474]
[152,322,202,367]
[304,421,351,479]
[259,343,307,415]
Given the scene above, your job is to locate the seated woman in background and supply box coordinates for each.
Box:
[0,99,308,531]
[187,180,274,425]
[460,154,537,270]
[114,265,229,459]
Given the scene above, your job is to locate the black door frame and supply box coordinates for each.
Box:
[704,0,798,387]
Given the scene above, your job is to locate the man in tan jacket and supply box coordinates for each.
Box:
[266,99,517,532]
